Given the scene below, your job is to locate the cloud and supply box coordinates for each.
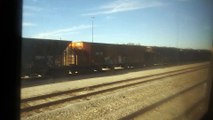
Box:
[82,0,164,16]
[23,22,37,27]
[32,0,38,2]
[24,5,42,12]
[23,5,42,17]
[105,16,115,20]
[176,0,190,2]
[33,25,91,38]
[23,12,34,17]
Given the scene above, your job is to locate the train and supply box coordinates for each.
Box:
[21,38,70,79]
[21,38,211,79]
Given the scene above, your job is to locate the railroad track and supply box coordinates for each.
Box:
[21,64,208,117]
[119,80,207,120]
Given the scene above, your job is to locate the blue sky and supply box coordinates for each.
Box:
[22,0,213,50]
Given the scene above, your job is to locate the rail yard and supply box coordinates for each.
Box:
[20,1,213,119]
[20,38,212,120]
[21,38,211,79]
[21,62,212,120]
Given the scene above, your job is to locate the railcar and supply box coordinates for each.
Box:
[146,47,180,65]
[64,41,211,74]
[21,38,211,79]
[21,38,70,79]
[64,42,148,73]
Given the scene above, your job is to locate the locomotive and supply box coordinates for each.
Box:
[21,38,211,79]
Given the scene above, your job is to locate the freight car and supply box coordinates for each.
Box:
[64,41,211,74]
[64,42,147,73]
[21,39,211,79]
[21,38,70,79]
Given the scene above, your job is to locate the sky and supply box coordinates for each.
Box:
[22,0,213,50]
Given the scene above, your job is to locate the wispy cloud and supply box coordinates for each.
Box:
[23,12,35,17]
[105,16,115,20]
[33,25,91,38]
[176,0,190,2]
[24,5,42,12]
[23,5,42,17]
[23,22,37,27]
[32,0,39,2]
[82,0,164,16]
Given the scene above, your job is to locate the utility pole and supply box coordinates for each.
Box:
[91,16,95,42]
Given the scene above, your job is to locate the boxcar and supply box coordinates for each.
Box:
[64,42,148,72]
[22,38,211,78]
[64,41,211,73]
[21,38,70,78]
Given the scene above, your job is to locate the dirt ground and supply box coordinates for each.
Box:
[21,62,211,120]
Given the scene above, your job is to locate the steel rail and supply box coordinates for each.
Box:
[22,64,208,103]
[21,65,208,113]
[119,80,207,120]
